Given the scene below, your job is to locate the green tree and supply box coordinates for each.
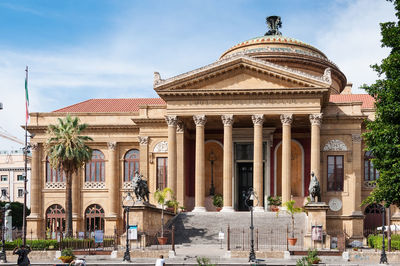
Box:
[0,201,30,228]
[154,187,173,237]
[363,0,400,208]
[45,115,92,236]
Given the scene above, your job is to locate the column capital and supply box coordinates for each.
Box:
[30,142,39,151]
[138,136,149,145]
[107,141,117,151]
[176,120,185,133]
[193,114,207,126]
[221,114,234,126]
[280,114,293,125]
[309,113,323,126]
[252,114,264,126]
[352,134,362,143]
[165,115,178,126]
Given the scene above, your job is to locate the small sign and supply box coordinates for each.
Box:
[218,231,224,240]
[128,225,138,240]
[311,225,323,241]
[94,230,104,243]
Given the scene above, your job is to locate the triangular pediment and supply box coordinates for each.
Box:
[154,54,332,96]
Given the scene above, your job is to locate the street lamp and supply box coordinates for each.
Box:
[208,150,216,196]
[122,192,135,262]
[243,187,258,263]
[0,193,11,263]
[380,206,388,264]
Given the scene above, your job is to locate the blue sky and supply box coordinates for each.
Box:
[0,0,396,150]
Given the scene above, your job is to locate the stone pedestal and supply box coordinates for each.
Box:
[304,203,330,249]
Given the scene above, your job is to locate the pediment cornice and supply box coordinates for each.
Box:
[154,53,332,93]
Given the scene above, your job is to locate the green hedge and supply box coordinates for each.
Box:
[5,239,59,250]
[367,234,400,250]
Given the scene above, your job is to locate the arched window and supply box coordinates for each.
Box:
[85,204,105,232]
[124,149,140,182]
[364,203,385,235]
[46,158,65,182]
[364,151,379,181]
[46,204,65,237]
[85,150,105,182]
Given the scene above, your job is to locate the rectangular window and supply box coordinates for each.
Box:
[156,157,168,190]
[235,143,254,161]
[17,174,24,181]
[18,188,24,198]
[1,189,7,197]
[0,175,7,182]
[327,155,344,191]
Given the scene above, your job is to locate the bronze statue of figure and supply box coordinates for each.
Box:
[132,171,150,202]
[308,171,321,203]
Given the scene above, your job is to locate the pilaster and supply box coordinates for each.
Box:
[107,141,118,217]
[310,113,322,184]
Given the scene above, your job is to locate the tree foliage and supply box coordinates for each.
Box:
[45,115,92,236]
[363,0,400,207]
[0,201,30,228]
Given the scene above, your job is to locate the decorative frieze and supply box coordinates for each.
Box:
[45,182,65,189]
[252,114,264,126]
[123,182,133,190]
[363,180,376,189]
[221,114,234,126]
[309,113,323,126]
[352,134,362,143]
[153,141,168,153]
[107,141,117,151]
[138,136,149,145]
[165,115,178,126]
[323,140,348,151]
[280,114,293,125]
[176,120,185,133]
[84,182,106,189]
[193,115,207,126]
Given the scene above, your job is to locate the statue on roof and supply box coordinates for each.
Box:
[265,16,282,36]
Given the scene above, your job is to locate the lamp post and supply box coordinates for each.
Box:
[243,187,258,263]
[122,192,135,262]
[208,150,216,196]
[0,193,10,263]
[380,206,388,264]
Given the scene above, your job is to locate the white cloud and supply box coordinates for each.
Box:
[315,0,396,92]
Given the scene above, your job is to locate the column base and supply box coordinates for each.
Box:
[220,206,235,212]
[253,206,265,212]
[192,207,207,212]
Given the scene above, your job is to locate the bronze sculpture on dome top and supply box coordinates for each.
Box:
[265,15,282,36]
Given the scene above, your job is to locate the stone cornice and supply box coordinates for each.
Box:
[26,125,139,132]
[154,54,332,92]
[131,118,167,125]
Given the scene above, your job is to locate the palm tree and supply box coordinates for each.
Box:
[154,187,173,238]
[45,115,92,237]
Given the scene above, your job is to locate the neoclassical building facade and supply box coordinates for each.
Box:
[26,21,400,240]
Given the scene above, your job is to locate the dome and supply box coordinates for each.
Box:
[220,35,328,60]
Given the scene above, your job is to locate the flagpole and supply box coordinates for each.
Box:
[23,66,28,246]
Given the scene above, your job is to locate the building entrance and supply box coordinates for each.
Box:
[237,162,253,211]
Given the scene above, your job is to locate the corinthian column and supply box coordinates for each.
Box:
[138,136,149,179]
[29,142,40,218]
[352,134,362,215]
[252,114,264,211]
[176,121,186,208]
[309,113,323,183]
[165,115,178,194]
[280,114,293,204]
[107,141,118,217]
[221,115,234,212]
[193,114,207,212]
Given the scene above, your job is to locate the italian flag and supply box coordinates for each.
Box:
[25,66,29,123]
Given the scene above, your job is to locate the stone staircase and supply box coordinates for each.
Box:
[169,211,307,245]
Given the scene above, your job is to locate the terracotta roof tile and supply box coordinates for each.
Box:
[53,98,166,113]
[329,94,375,109]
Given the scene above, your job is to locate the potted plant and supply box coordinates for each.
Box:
[59,248,75,263]
[280,200,303,246]
[154,187,173,245]
[212,194,223,211]
[267,196,282,212]
[166,198,180,214]
[296,248,320,265]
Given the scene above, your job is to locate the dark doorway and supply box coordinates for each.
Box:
[364,203,385,236]
[237,162,253,211]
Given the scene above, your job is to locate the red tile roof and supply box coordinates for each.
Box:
[53,98,166,113]
[329,94,375,109]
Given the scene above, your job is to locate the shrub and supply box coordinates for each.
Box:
[368,234,400,250]
[212,194,223,208]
